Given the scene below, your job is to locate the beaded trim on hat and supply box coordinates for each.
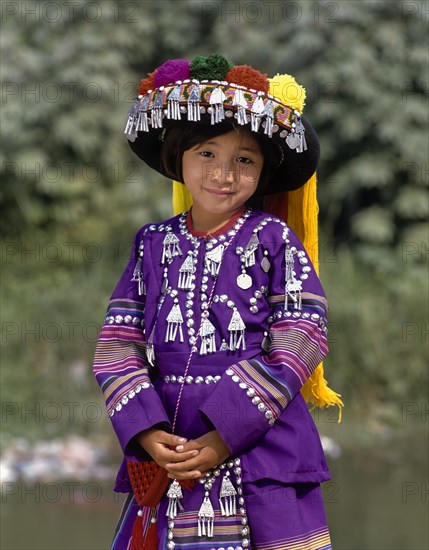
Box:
[124,79,307,154]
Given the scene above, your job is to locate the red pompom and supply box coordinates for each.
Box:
[226,65,269,93]
[138,71,156,95]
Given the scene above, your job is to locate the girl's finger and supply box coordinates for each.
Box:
[176,440,203,452]
[167,470,201,480]
[157,447,199,463]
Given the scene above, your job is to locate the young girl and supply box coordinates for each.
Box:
[93,54,343,550]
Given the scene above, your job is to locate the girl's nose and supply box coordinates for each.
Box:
[220,161,237,184]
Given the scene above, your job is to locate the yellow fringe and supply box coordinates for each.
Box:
[172,177,343,420]
[284,173,343,421]
[173,180,192,215]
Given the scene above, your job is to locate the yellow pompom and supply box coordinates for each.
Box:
[269,73,306,113]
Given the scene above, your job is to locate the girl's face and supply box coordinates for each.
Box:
[182,129,264,222]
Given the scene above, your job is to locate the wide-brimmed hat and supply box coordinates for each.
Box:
[124,54,320,193]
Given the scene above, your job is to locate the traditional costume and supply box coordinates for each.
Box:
[93,54,343,550]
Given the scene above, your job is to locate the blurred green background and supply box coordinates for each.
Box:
[1,1,428,549]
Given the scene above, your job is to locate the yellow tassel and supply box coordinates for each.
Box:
[283,173,343,421]
[172,176,344,420]
[173,180,192,215]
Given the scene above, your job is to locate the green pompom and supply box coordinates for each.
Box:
[190,53,233,81]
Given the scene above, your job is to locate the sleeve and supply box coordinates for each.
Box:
[92,227,171,461]
[198,222,329,456]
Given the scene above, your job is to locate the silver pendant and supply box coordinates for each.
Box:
[166,479,184,518]
[261,256,271,272]
[286,132,301,149]
[237,273,252,290]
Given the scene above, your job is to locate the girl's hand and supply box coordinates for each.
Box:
[165,430,230,480]
[136,428,200,469]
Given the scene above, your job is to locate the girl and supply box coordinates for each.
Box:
[93,54,343,550]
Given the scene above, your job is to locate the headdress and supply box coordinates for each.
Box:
[125,54,319,193]
[125,54,343,417]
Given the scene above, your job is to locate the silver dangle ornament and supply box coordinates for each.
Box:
[146,328,156,366]
[220,339,229,351]
[233,88,248,125]
[187,83,201,122]
[209,86,226,124]
[295,115,307,153]
[250,95,265,132]
[200,317,216,355]
[124,98,139,141]
[286,130,300,150]
[151,90,164,129]
[262,100,274,137]
[131,244,146,295]
[205,244,225,277]
[219,471,237,517]
[178,253,195,290]
[284,246,302,310]
[165,299,184,343]
[137,93,150,132]
[237,271,252,290]
[228,307,246,350]
[166,479,184,518]
[244,234,259,267]
[161,233,182,264]
[161,267,169,295]
[261,330,271,353]
[261,249,271,273]
[198,492,215,537]
[167,85,182,120]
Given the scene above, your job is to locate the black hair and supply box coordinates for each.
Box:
[160,121,281,208]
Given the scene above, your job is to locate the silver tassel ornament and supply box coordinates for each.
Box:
[228,308,246,351]
[284,246,302,310]
[151,90,163,129]
[187,83,201,122]
[165,300,184,343]
[200,318,216,355]
[166,479,184,519]
[204,244,225,277]
[250,95,265,132]
[233,88,248,125]
[124,98,139,141]
[209,86,226,124]
[178,253,195,290]
[167,85,182,120]
[219,472,237,517]
[244,234,259,267]
[263,100,274,137]
[131,257,146,296]
[137,93,150,132]
[161,233,182,264]
[197,493,214,537]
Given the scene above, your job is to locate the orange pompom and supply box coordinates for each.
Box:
[138,71,156,95]
[226,65,269,93]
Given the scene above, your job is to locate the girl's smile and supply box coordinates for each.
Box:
[182,130,264,233]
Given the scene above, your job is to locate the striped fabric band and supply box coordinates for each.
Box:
[257,526,332,550]
[93,299,149,416]
[230,317,328,421]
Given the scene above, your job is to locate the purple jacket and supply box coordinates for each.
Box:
[93,210,331,492]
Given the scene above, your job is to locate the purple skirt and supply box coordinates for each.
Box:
[112,476,332,550]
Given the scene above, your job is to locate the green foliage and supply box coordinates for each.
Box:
[1,0,428,442]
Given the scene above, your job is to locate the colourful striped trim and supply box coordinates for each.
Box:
[164,510,244,548]
[257,525,332,550]
[93,323,150,415]
[230,317,328,422]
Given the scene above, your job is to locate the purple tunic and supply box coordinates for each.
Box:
[93,209,332,548]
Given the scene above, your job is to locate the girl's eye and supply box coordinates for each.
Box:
[237,156,252,164]
[200,151,214,158]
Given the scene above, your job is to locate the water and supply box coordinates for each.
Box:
[1,445,427,550]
